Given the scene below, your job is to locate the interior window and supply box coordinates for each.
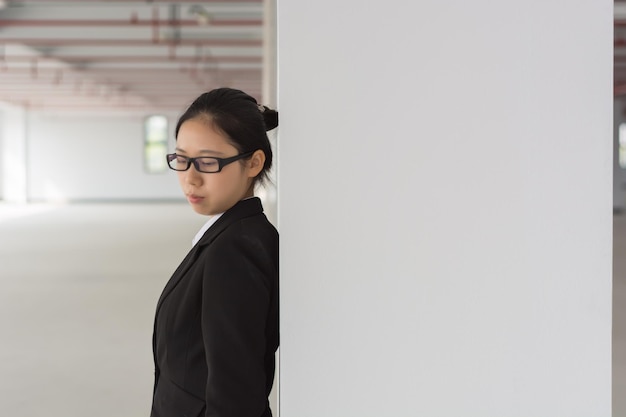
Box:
[144,115,169,174]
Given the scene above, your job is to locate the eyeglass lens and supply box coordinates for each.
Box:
[168,155,221,173]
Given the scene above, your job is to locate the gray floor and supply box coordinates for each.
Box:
[0,203,204,417]
[0,204,624,416]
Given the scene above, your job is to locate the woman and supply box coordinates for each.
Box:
[151,88,279,417]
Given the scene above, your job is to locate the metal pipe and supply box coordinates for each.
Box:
[7,0,262,4]
[0,39,262,47]
[0,55,262,63]
[31,58,37,79]
[0,19,262,27]
[615,84,626,96]
[152,6,160,43]
[0,66,261,73]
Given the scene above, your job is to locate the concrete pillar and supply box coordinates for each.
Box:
[262,0,279,414]
[261,0,278,227]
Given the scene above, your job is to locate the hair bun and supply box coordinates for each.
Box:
[259,105,279,131]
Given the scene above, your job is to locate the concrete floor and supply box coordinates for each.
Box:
[0,204,623,416]
[0,203,203,417]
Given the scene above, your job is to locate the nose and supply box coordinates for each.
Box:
[184,163,203,185]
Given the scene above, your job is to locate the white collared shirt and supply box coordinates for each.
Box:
[192,213,224,247]
[191,197,256,247]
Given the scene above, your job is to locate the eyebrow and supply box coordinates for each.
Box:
[174,147,226,156]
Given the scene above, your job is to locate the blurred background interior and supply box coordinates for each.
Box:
[0,0,624,416]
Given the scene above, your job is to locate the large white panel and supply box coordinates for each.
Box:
[278,1,612,416]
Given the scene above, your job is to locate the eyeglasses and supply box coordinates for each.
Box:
[166,151,255,173]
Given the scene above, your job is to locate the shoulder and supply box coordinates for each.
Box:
[203,213,278,268]
[227,212,278,239]
[195,198,278,248]
[219,198,278,244]
[217,214,278,258]
[199,214,278,293]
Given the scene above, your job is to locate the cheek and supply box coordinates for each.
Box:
[223,166,248,187]
[177,171,192,189]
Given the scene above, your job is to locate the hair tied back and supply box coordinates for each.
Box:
[259,104,279,132]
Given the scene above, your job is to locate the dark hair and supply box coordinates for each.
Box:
[175,88,278,186]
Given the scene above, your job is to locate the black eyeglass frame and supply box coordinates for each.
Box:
[166,150,256,173]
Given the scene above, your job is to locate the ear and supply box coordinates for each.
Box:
[246,149,265,178]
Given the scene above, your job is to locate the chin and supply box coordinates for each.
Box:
[190,204,213,216]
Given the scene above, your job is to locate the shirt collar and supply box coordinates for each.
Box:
[192,212,224,247]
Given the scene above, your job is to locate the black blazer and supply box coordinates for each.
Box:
[151,198,279,417]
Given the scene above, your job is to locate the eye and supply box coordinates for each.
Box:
[198,158,219,169]
[175,155,188,163]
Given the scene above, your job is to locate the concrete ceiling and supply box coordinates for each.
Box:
[1,1,621,112]
[0,0,267,113]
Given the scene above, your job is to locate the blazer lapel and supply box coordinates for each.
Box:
[154,197,264,314]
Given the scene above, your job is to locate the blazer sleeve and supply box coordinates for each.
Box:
[200,227,273,417]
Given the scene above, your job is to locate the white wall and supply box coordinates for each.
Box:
[278,1,612,416]
[27,112,182,201]
[0,104,28,203]
[0,108,5,200]
[0,111,3,200]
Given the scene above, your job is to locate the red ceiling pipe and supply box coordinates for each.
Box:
[0,86,261,94]
[0,19,262,27]
[152,7,160,43]
[0,39,262,47]
[53,69,63,84]
[0,76,260,87]
[31,58,38,79]
[0,89,261,97]
[0,81,261,88]
[0,55,262,63]
[0,77,203,85]
[0,66,261,72]
[615,84,626,96]
[0,65,262,72]
[0,69,262,77]
[8,0,262,3]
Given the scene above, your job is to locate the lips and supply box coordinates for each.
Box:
[187,194,205,204]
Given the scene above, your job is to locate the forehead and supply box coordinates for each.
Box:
[176,118,235,153]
